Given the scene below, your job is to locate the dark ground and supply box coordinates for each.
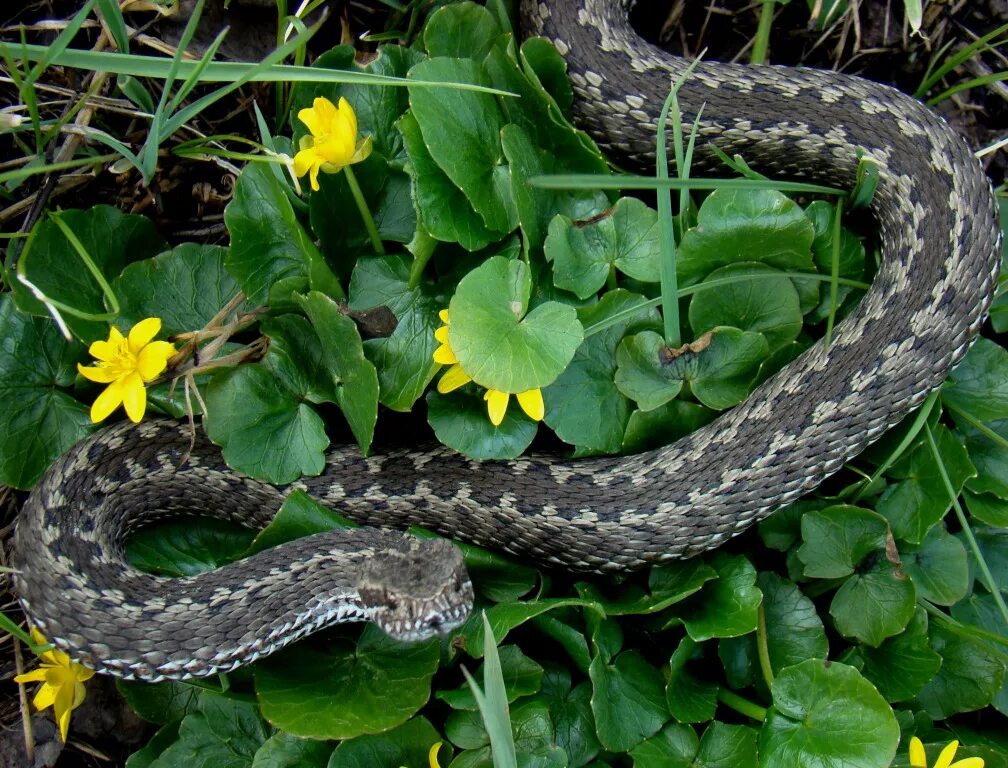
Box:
[0,0,1005,765]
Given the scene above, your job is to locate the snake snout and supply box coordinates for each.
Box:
[357,536,474,642]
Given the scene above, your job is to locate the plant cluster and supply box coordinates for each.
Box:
[1,1,1006,767]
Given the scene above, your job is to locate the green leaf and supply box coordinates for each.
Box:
[439,645,544,709]
[327,716,441,768]
[295,291,379,453]
[445,699,565,768]
[577,559,716,617]
[543,291,660,453]
[942,338,1008,422]
[797,505,888,578]
[677,189,815,288]
[916,622,1006,718]
[399,110,500,251]
[114,244,245,336]
[590,649,669,751]
[687,263,803,352]
[546,198,661,299]
[117,679,202,725]
[252,732,331,768]
[629,723,698,767]
[248,489,357,554]
[966,491,1008,527]
[448,256,583,392]
[14,205,166,341]
[678,554,762,641]
[407,58,516,233]
[127,518,256,576]
[661,328,769,411]
[631,722,758,768]
[755,572,828,674]
[759,660,899,768]
[854,607,941,702]
[501,123,607,260]
[902,524,969,605]
[456,598,601,659]
[309,152,416,275]
[614,331,684,411]
[204,316,331,483]
[958,418,1008,499]
[423,1,502,60]
[540,672,600,768]
[830,554,916,647]
[225,163,338,306]
[665,637,718,723]
[127,722,182,768]
[148,691,271,768]
[621,400,716,453]
[426,387,538,459]
[0,295,94,489]
[805,199,865,321]
[255,625,441,739]
[348,255,441,411]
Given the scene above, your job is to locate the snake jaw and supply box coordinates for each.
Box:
[357,537,474,642]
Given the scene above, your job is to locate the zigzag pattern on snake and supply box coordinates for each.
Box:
[13,0,1002,680]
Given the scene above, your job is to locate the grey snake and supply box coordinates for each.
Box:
[13,0,1002,680]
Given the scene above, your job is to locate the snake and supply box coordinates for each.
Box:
[13,0,1002,682]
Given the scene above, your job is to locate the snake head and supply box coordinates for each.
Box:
[358,536,474,642]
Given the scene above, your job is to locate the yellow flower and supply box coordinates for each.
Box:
[909,737,984,768]
[14,628,95,743]
[433,309,544,427]
[428,741,443,768]
[78,317,176,423]
[293,96,372,191]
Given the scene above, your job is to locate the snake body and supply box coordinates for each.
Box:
[14,0,1002,680]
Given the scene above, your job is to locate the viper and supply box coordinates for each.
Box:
[13,0,1002,681]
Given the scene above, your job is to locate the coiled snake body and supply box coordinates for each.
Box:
[14,0,1002,680]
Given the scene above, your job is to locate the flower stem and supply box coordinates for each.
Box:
[343,165,384,255]
[756,601,775,689]
[408,224,436,290]
[717,689,767,722]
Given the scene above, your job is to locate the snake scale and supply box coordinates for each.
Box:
[14,0,1002,681]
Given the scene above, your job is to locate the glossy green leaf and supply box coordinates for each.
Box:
[942,338,1008,422]
[0,295,93,489]
[456,598,600,659]
[966,491,1008,527]
[854,607,940,702]
[629,723,698,768]
[830,553,916,646]
[759,660,899,768]
[621,400,716,453]
[296,291,379,454]
[546,198,662,299]
[426,387,538,459]
[438,645,543,709]
[225,163,338,306]
[614,331,684,411]
[677,189,815,288]
[256,626,440,739]
[249,490,357,554]
[448,256,582,392]
[327,716,441,768]
[252,732,331,768]
[757,572,828,674]
[540,669,600,768]
[349,254,441,411]
[423,1,502,60]
[665,637,718,724]
[916,622,1006,718]
[117,680,202,726]
[958,418,1008,499]
[127,518,256,576]
[688,263,803,352]
[407,58,516,233]
[544,291,660,453]
[14,205,166,342]
[902,524,969,605]
[678,554,762,641]
[661,328,769,411]
[590,649,668,751]
[797,505,889,578]
[399,110,500,251]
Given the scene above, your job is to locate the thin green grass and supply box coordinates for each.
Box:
[462,613,517,768]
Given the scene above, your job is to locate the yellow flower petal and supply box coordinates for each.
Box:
[136,341,175,381]
[32,682,56,711]
[428,741,443,768]
[936,742,961,768]
[434,326,449,344]
[293,146,320,178]
[438,309,449,324]
[88,325,124,362]
[910,737,928,767]
[951,758,985,768]
[485,389,509,426]
[127,317,161,354]
[437,364,472,393]
[120,372,147,423]
[433,343,458,365]
[337,96,357,140]
[77,363,120,384]
[516,388,544,421]
[308,162,321,192]
[351,134,373,165]
[53,680,75,742]
[13,669,48,684]
[90,380,125,423]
